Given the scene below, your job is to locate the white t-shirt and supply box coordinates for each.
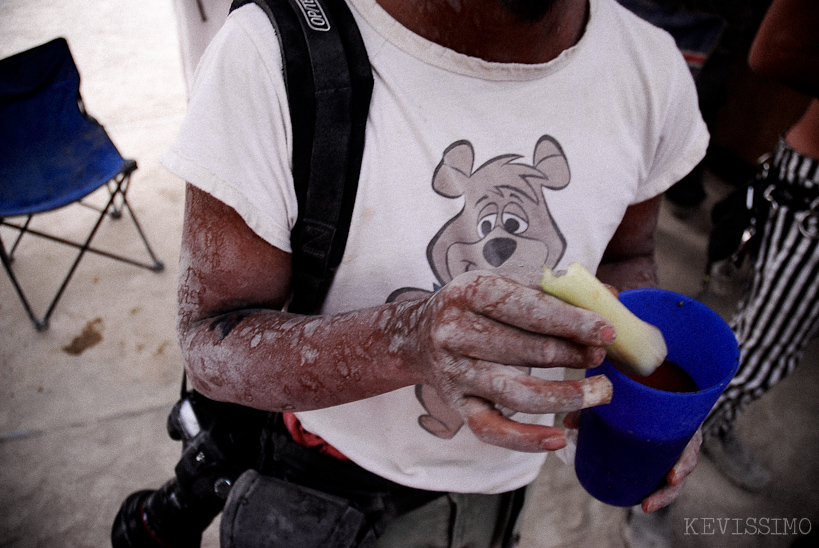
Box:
[163,0,708,494]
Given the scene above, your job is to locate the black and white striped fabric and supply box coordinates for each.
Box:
[704,139,819,440]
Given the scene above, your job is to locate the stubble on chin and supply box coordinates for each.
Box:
[499,0,560,22]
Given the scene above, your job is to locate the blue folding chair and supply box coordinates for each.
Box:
[0,38,163,331]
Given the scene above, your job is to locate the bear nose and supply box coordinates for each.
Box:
[483,238,517,267]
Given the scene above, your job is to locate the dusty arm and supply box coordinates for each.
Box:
[596,195,663,291]
[177,184,616,451]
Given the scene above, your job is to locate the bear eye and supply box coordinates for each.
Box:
[502,211,528,234]
[477,213,497,238]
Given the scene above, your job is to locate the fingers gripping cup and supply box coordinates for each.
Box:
[574,289,739,507]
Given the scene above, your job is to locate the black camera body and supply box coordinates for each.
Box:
[111,392,271,548]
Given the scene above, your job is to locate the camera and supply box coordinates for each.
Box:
[111,392,270,548]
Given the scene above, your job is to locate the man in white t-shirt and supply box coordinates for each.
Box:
[165,0,708,545]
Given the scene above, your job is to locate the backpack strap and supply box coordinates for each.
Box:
[230,0,373,314]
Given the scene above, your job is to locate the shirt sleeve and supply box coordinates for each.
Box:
[162,4,298,252]
[633,44,709,204]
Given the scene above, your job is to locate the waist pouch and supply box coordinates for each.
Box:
[221,469,376,548]
[220,413,445,548]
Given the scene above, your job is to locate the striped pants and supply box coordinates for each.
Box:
[703,139,819,440]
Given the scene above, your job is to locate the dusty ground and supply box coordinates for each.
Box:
[1,1,818,547]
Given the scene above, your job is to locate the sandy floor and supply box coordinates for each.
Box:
[2,1,818,547]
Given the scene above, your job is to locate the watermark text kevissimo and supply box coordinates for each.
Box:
[685,517,812,536]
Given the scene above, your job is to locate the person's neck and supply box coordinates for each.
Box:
[375,0,589,64]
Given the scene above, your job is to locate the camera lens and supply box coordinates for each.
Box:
[111,479,221,548]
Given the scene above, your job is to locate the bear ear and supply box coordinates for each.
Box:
[533,135,570,190]
[432,140,475,198]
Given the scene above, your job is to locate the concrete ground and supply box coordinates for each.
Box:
[1,1,817,547]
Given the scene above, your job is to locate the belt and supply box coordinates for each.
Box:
[755,142,819,238]
[760,139,819,210]
[259,412,447,522]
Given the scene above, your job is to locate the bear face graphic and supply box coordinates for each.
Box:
[427,135,570,286]
[388,135,571,439]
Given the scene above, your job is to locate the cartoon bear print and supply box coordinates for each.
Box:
[388,135,571,439]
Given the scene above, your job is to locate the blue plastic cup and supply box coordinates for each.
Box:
[574,288,739,507]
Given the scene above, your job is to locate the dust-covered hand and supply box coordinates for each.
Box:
[402,269,616,453]
[640,429,702,512]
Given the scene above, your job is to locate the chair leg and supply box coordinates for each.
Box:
[115,172,164,272]
[107,179,124,219]
[1,175,164,272]
[37,183,120,329]
[1,171,163,330]
[121,199,164,272]
[107,159,138,220]
[0,169,165,331]
[1,235,49,330]
[6,214,34,260]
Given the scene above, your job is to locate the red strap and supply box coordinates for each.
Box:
[282,412,350,461]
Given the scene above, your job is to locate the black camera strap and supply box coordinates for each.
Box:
[178,0,372,415]
[180,0,376,501]
[230,0,373,314]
